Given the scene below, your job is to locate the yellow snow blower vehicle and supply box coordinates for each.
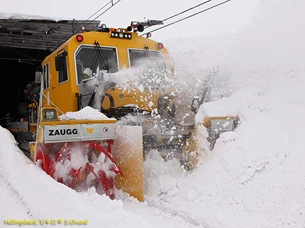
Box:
[10,20,175,202]
[8,20,239,202]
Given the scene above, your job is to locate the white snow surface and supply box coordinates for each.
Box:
[2,0,305,227]
[0,12,63,21]
[59,106,114,120]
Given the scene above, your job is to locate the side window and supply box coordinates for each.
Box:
[57,52,68,83]
[43,63,50,89]
[128,49,168,90]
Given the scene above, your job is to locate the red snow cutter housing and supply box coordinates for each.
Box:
[33,108,121,199]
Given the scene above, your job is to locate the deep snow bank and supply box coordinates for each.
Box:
[0,127,157,228]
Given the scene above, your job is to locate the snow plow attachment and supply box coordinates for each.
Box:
[113,125,144,202]
[31,107,144,200]
[203,116,240,150]
[182,115,239,170]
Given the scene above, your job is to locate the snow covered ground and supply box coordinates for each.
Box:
[1,0,305,227]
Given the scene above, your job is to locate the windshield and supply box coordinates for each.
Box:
[129,49,169,90]
[75,45,118,83]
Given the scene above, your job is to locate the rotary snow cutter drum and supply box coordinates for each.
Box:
[33,116,122,200]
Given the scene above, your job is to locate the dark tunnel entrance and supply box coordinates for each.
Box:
[0,47,50,127]
[0,17,100,128]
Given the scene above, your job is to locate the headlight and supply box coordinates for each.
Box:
[45,110,55,119]
[42,108,58,120]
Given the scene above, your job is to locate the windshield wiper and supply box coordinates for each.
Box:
[94,41,109,71]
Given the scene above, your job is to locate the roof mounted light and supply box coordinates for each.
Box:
[76,35,83,42]
[158,43,164,49]
[146,32,152,38]
[110,30,132,39]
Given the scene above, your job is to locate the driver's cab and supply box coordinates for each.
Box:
[40,25,174,118]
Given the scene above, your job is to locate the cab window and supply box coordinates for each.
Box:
[75,45,118,84]
[43,63,50,89]
[57,52,68,84]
